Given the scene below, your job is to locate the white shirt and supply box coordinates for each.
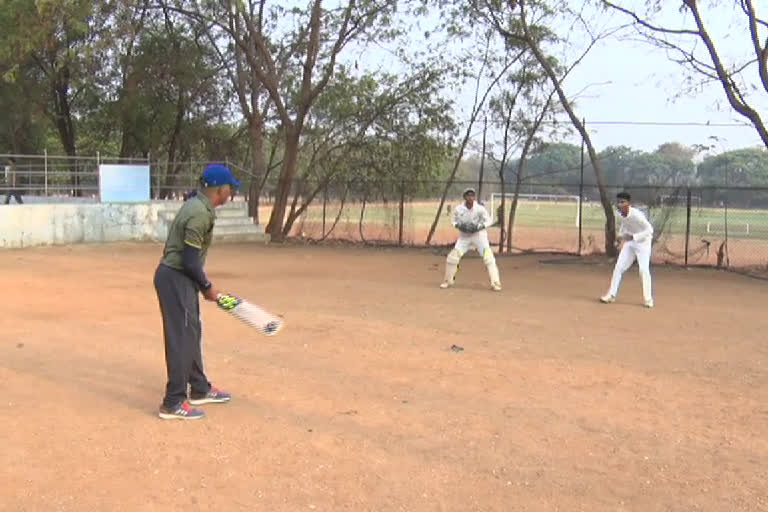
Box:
[452,202,491,231]
[618,206,653,244]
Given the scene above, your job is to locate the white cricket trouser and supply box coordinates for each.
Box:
[443,230,501,287]
[609,240,652,301]
[454,230,491,254]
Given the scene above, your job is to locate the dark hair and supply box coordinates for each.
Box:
[616,191,631,201]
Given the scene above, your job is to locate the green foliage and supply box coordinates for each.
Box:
[697,147,768,186]
[503,140,700,189]
[296,65,457,197]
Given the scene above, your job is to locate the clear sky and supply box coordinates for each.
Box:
[376,1,765,156]
[552,2,765,154]
[334,1,765,156]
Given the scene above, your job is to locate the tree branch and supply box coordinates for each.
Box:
[744,0,768,93]
[601,1,700,35]
[305,1,357,112]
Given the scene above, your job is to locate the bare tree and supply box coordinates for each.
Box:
[197,3,275,223]
[506,88,557,252]
[425,34,524,245]
[476,0,619,256]
[486,63,539,253]
[602,0,768,149]
[167,0,400,240]
[280,67,449,237]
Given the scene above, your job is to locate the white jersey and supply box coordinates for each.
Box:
[618,206,653,244]
[452,202,491,232]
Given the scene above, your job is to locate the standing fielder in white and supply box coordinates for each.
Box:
[600,191,654,308]
[440,188,502,291]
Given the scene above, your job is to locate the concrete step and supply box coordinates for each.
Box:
[215,216,258,227]
[213,224,265,236]
[216,205,248,218]
[158,208,259,226]
[154,200,269,244]
[213,231,270,243]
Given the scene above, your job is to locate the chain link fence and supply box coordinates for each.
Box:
[3,152,768,273]
[278,176,768,273]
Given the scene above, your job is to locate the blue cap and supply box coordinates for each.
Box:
[201,164,241,188]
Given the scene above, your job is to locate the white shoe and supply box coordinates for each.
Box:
[491,282,502,292]
[439,281,452,289]
[644,299,654,308]
[599,294,615,303]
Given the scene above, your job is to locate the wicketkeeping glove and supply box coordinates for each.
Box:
[456,222,473,233]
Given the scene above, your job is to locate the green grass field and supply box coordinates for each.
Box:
[295,199,768,241]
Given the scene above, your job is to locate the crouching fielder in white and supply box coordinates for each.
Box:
[440,187,502,291]
[600,191,654,308]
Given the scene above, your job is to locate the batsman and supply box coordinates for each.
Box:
[440,187,502,291]
[153,164,240,420]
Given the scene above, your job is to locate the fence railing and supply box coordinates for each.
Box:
[0,153,258,202]
[3,152,768,272]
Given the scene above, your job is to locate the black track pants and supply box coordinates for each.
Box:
[154,264,211,409]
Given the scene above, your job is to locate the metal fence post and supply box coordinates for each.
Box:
[723,162,730,268]
[398,180,405,246]
[96,151,101,202]
[685,187,692,267]
[578,129,585,255]
[44,149,48,196]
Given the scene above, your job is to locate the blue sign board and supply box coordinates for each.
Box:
[99,164,150,202]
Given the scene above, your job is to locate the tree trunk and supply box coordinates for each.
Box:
[521,49,615,255]
[284,178,304,236]
[498,171,506,253]
[119,71,139,158]
[266,129,301,241]
[162,88,186,199]
[282,176,331,236]
[497,104,515,254]
[506,154,526,252]
[51,76,78,194]
[425,48,521,245]
[161,162,180,199]
[318,182,350,241]
[513,0,616,256]
[248,117,266,223]
[506,125,538,252]
[478,117,487,199]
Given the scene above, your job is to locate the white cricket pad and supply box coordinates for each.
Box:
[487,262,501,288]
[446,248,462,265]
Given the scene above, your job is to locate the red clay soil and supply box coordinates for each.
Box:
[1,243,767,511]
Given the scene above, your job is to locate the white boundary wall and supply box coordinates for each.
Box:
[0,201,184,249]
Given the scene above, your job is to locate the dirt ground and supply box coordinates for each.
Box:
[1,242,767,512]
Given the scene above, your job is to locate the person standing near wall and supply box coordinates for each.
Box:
[4,157,23,204]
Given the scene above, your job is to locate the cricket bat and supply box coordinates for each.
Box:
[216,293,284,336]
